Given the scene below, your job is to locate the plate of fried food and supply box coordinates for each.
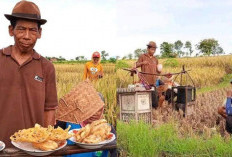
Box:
[0,141,5,152]
[10,124,72,156]
[68,119,116,149]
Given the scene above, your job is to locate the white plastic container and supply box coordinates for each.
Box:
[157,64,163,72]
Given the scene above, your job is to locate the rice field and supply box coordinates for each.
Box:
[119,55,232,88]
[117,55,232,156]
[55,55,232,156]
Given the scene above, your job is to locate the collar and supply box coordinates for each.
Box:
[2,45,41,60]
[144,53,154,58]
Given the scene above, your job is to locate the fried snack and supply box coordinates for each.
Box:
[90,119,107,128]
[82,135,102,144]
[10,123,72,151]
[75,124,91,142]
[32,140,58,151]
[48,125,72,142]
[93,126,111,138]
[74,119,112,144]
[10,124,50,143]
[91,123,108,133]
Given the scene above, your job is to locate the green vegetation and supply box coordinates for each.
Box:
[197,74,232,94]
[117,120,232,157]
[115,60,130,70]
[163,58,179,67]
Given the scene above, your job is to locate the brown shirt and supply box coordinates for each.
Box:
[0,46,58,147]
[136,53,159,85]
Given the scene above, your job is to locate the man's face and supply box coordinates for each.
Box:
[93,57,99,64]
[147,47,156,56]
[9,20,42,53]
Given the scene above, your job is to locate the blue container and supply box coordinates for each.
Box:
[226,97,232,115]
[65,122,108,157]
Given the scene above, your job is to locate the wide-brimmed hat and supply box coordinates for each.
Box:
[147,41,157,48]
[4,0,47,25]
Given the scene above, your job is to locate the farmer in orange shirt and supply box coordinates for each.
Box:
[83,51,103,81]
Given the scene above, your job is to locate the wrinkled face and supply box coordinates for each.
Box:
[147,47,156,56]
[9,20,42,53]
[93,57,99,64]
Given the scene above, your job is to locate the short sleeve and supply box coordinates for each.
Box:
[44,62,58,111]
[136,55,143,67]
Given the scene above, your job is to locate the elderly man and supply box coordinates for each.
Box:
[136,41,161,108]
[0,1,58,147]
[136,41,161,86]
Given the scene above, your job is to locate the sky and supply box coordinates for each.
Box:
[0,0,231,60]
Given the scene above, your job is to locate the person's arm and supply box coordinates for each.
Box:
[44,110,56,127]
[218,106,227,119]
[218,91,232,119]
[136,55,147,68]
[44,63,58,127]
[156,59,161,74]
[136,61,149,68]
[100,65,103,76]
[83,63,88,80]
[99,65,104,78]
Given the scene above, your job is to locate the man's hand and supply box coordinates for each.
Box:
[218,106,227,119]
[44,110,56,127]
[165,73,172,78]
[98,74,103,79]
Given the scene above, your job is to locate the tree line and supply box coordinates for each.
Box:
[160,38,224,58]
[46,38,225,61]
[127,38,224,59]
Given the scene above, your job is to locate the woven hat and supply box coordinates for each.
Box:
[56,81,105,124]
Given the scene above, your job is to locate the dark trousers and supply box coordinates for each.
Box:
[151,89,159,108]
[226,116,232,134]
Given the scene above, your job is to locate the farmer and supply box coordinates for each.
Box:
[83,51,104,81]
[0,1,58,147]
[136,41,161,86]
[218,80,232,134]
[135,41,161,108]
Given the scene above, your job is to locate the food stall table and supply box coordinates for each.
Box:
[0,143,117,156]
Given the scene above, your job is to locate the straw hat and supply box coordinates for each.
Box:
[56,81,105,124]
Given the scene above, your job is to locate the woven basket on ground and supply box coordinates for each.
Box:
[56,81,104,124]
